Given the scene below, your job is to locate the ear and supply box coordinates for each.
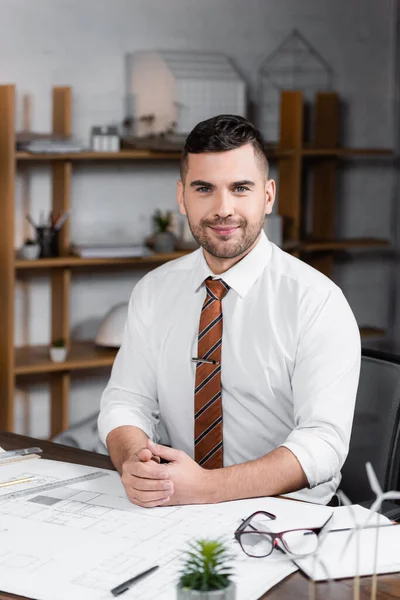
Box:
[264,179,276,216]
[177,180,187,216]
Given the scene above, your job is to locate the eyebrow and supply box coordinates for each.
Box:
[189,179,255,188]
[231,180,255,187]
[190,179,214,188]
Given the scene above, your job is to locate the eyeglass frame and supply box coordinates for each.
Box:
[234,510,333,558]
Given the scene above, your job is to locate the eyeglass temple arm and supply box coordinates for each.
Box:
[238,510,276,532]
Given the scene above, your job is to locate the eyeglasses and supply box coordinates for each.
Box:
[234,510,333,558]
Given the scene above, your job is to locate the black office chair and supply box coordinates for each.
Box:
[340,348,400,519]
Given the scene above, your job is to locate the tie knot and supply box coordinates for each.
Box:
[205,278,229,300]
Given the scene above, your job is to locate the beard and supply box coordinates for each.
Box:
[187,214,265,259]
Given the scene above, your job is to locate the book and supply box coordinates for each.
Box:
[71,244,152,259]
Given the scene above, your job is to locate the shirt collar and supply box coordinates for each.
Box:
[192,231,272,299]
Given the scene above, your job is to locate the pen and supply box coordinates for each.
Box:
[53,212,69,231]
[0,476,36,489]
[327,522,400,534]
[0,447,43,460]
[111,565,159,596]
[191,357,220,365]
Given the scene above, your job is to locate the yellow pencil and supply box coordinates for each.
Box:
[0,476,35,489]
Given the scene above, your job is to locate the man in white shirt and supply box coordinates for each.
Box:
[99,115,361,508]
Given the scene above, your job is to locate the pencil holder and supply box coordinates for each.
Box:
[37,226,59,258]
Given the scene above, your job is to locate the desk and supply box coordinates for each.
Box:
[0,432,399,600]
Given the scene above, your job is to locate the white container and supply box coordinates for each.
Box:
[49,346,68,363]
[177,582,236,600]
[19,244,40,260]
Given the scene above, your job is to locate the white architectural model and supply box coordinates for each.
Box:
[126,50,247,136]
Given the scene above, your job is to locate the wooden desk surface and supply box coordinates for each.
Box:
[0,431,399,600]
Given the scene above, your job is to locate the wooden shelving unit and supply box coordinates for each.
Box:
[276,91,392,280]
[0,85,199,436]
[0,84,393,434]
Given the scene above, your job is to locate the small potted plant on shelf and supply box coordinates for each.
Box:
[177,539,236,600]
[152,209,175,253]
[49,338,68,363]
[19,237,40,260]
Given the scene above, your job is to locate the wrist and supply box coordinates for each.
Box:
[201,467,222,503]
[106,426,149,473]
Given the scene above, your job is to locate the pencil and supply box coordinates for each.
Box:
[0,476,35,489]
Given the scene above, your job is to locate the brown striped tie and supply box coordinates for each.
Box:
[194,277,229,469]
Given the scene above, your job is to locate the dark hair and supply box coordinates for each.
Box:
[180,114,268,180]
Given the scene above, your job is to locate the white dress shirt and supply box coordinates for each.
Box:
[98,231,361,504]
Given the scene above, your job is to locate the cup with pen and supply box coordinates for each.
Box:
[26,212,69,258]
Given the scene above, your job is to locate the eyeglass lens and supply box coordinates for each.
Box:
[240,514,275,557]
[240,513,319,558]
[240,531,274,557]
[281,530,318,556]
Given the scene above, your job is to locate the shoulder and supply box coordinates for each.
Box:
[267,244,357,335]
[132,249,200,298]
[269,243,338,298]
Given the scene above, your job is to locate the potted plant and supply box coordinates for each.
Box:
[152,209,175,253]
[19,237,40,260]
[49,338,68,363]
[177,539,236,599]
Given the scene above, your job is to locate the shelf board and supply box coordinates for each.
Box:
[15,148,294,162]
[299,238,390,252]
[16,150,182,161]
[15,326,385,375]
[15,240,389,270]
[15,250,192,270]
[360,327,386,338]
[302,147,393,157]
[15,147,393,162]
[15,340,117,375]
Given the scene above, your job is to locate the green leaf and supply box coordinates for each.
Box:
[153,209,172,232]
[178,538,234,592]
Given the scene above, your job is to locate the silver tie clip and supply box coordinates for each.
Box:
[191,357,220,365]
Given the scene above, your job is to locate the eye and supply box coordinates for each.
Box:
[196,186,212,193]
[233,186,250,193]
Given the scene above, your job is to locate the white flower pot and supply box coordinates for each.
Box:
[19,244,40,260]
[177,582,236,600]
[49,347,68,363]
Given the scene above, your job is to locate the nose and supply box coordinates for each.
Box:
[213,190,234,219]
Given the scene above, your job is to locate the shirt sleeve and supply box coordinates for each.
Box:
[280,287,361,488]
[97,277,160,447]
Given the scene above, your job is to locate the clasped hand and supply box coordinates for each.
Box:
[121,439,211,507]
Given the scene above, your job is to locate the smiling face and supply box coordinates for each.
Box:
[177,143,276,273]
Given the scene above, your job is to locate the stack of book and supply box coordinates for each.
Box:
[71,244,152,258]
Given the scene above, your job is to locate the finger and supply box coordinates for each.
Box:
[129,496,171,508]
[128,490,172,505]
[136,448,153,462]
[147,439,183,463]
[130,478,174,493]
[122,460,169,480]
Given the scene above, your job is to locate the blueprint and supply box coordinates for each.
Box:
[0,459,333,600]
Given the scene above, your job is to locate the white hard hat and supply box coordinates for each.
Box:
[95,302,129,348]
